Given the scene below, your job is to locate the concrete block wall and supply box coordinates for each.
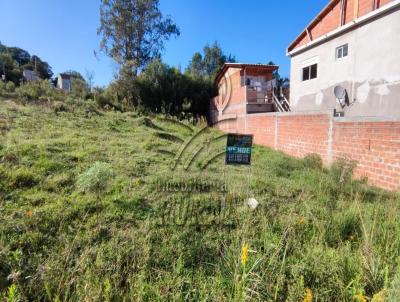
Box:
[211,111,400,191]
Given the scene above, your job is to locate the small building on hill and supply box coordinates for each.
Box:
[210,63,290,122]
[57,73,72,91]
[287,0,400,118]
[22,69,41,83]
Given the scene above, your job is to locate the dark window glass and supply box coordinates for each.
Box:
[310,64,318,79]
[343,44,348,57]
[302,67,310,81]
[336,44,348,59]
[337,48,343,58]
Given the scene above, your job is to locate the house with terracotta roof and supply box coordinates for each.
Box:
[287,0,400,118]
[210,63,290,122]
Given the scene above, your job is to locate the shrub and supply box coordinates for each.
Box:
[52,101,69,114]
[95,93,114,110]
[77,161,114,194]
[16,82,41,100]
[5,81,15,92]
[16,80,61,101]
[330,157,357,185]
[302,153,323,170]
[0,81,5,95]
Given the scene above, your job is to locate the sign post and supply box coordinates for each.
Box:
[225,134,253,165]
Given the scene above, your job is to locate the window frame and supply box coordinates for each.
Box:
[336,44,348,60]
[302,63,318,82]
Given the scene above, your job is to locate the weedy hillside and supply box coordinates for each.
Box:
[0,100,399,301]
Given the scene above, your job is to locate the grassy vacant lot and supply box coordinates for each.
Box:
[0,100,399,301]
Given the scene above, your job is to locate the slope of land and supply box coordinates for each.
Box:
[0,100,399,301]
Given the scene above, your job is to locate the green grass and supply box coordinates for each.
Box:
[0,100,399,301]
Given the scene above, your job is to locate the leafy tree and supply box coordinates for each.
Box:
[268,60,289,88]
[98,0,180,75]
[0,53,22,84]
[203,42,235,78]
[7,47,31,66]
[186,42,236,79]
[135,58,213,117]
[186,52,204,78]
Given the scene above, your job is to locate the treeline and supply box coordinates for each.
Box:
[0,40,235,119]
[0,42,52,84]
[110,42,236,117]
[1,0,289,119]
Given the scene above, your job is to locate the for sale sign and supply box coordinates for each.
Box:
[225,134,253,165]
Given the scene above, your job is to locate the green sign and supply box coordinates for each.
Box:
[225,134,253,165]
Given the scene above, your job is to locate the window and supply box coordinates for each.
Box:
[302,64,318,81]
[336,44,348,59]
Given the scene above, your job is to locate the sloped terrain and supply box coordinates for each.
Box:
[0,100,399,301]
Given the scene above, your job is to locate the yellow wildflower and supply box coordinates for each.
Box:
[303,288,313,302]
[354,291,367,302]
[299,218,305,225]
[371,289,386,302]
[240,243,249,267]
[25,210,33,217]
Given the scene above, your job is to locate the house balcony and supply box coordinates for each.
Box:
[210,85,290,117]
[245,86,275,113]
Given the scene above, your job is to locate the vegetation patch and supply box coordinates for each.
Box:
[0,101,399,301]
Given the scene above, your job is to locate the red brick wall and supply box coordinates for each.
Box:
[310,2,341,40]
[247,115,276,149]
[289,0,395,51]
[210,111,400,191]
[333,121,400,190]
[276,115,330,162]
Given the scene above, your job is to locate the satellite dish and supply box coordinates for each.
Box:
[334,85,348,108]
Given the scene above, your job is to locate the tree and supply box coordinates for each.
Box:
[7,47,31,66]
[98,0,180,75]
[135,57,214,117]
[186,42,236,79]
[203,42,235,78]
[186,52,204,78]
[267,61,289,88]
[0,52,22,84]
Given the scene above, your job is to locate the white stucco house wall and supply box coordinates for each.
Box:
[287,0,400,119]
[57,73,72,92]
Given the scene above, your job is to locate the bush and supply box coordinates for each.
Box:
[302,153,323,170]
[16,82,42,100]
[330,158,357,185]
[77,161,114,194]
[51,101,69,114]
[5,81,15,92]
[0,81,6,95]
[16,80,62,101]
